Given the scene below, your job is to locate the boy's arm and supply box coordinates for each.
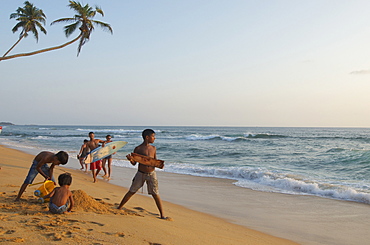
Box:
[48,163,56,181]
[78,145,84,156]
[36,159,51,180]
[67,192,74,212]
[97,139,106,144]
[126,146,139,165]
[154,146,157,159]
[43,188,56,199]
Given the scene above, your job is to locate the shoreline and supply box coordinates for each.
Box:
[0,144,296,244]
[62,145,370,245]
[2,144,370,244]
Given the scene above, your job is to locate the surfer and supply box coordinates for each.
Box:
[87,132,106,183]
[15,151,69,201]
[102,135,113,179]
[77,139,89,171]
[118,129,170,220]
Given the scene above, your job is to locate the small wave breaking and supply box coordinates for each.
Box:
[162,163,370,205]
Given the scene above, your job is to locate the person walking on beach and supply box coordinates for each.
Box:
[15,151,69,201]
[102,135,113,179]
[117,129,169,220]
[43,172,74,214]
[87,132,106,183]
[77,139,89,171]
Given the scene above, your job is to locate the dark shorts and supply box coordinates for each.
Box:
[49,197,69,214]
[23,160,54,184]
[104,155,112,160]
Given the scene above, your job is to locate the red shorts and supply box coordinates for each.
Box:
[90,160,102,170]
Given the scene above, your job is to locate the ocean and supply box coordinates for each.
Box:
[1,125,370,205]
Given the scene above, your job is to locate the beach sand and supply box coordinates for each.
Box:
[0,144,296,245]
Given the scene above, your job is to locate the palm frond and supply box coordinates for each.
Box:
[30,27,39,42]
[35,21,47,35]
[95,6,104,17]
[11,22,25,33]
[92,20,113,34]
[64,22,79,37]
[51,18,75,25]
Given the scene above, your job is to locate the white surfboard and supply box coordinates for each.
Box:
[85,141,127,164]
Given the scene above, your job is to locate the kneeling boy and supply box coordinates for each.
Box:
[44,173,74,214]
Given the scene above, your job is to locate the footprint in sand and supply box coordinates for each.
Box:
[89,221,105,226]
[133,207,148,214]
[5,230,16,234]
[134,207,159,217]
[115,232,125,237]
[103,231,125,238]
[47,233,63,241]
[0,237,25,243]
[120,208,143,217]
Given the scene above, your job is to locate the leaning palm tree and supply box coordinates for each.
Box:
[0,1,112,61]
[51,0,113,56]
[2,1,47,57]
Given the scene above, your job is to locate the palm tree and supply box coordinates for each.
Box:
[0,1,113,61]
[2,1,47,57]
[51,0,113,56]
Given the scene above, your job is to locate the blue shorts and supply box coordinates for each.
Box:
[23,160,55,184]
[49,198,69,214]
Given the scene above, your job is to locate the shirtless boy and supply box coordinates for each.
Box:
[44,173,74,214]
[102,135,113,179]
[118,129,169,219]
[15,151,69,201]
[87,132,106,183]
[77,139,89,171]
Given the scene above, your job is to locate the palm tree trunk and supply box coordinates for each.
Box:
[0,33,82,61]
[2,34,25,57]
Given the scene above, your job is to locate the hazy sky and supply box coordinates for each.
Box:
[1,1,370,127]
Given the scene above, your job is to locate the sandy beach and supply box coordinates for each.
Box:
[0,144,296,244]
[2,143,370,245]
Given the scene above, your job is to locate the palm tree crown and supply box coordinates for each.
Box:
[10,1,47,42]
[51,1,113,55]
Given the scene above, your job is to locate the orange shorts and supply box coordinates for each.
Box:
[90,160,102,170]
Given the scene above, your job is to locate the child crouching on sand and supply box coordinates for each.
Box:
[44,173,74,214]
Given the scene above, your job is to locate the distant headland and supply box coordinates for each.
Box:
[0,122,14,125]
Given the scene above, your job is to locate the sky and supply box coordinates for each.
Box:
[1,0,370,127]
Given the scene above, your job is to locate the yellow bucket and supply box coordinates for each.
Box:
[34,180,55,203]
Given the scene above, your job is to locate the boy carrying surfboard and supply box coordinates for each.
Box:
[118,129,170,220]
[86,132,106,183]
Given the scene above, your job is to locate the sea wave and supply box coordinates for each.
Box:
[185,133,289,141]
[76,128,143,134]
[162,163,370,205]
[245,133,287,138]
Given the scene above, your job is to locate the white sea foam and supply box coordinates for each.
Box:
[163,162,370,204]
[76,128,162,134]
[31,136,51,140]
[185,134,243,142]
